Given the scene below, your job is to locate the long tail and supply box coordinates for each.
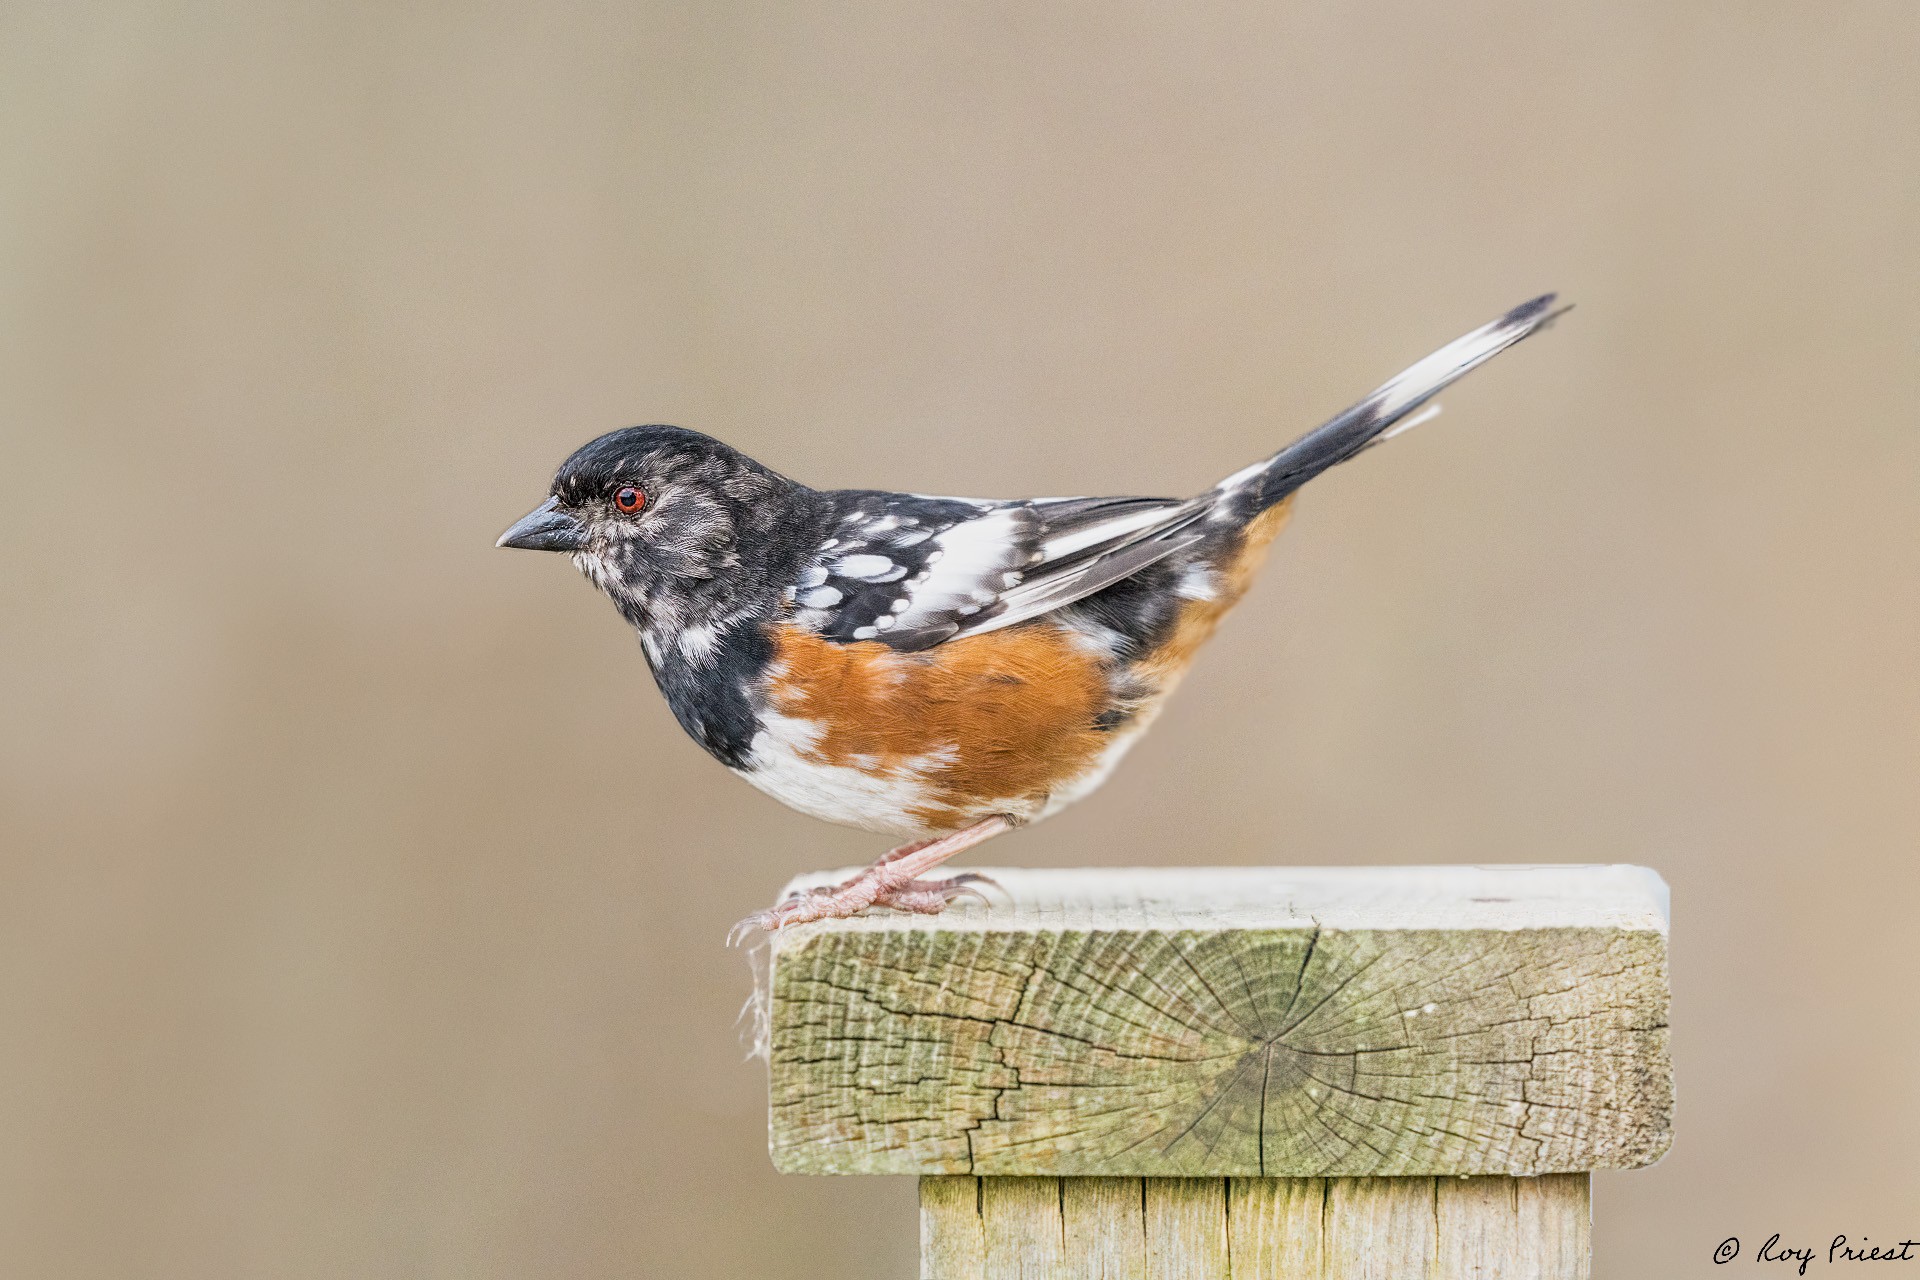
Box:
[1216,294,1564,518]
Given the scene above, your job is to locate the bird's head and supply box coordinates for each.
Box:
[498,425,817,633]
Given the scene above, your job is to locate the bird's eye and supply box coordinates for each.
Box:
[614,485,647,514]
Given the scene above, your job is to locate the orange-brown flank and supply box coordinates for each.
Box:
[762,498,1294,831]
[763,622,1111,831]
[1136,497,1292,684]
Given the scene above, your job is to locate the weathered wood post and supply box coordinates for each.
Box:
[764,865,1671,1278]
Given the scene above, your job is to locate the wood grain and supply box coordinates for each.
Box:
[923,1176,988,1280]
[921,1175,1591,1279]
[982,1178,1068,1280]
[768,866,1670,1177]
[1226,1177,1326,1277]
[1063,1179,1147,1280]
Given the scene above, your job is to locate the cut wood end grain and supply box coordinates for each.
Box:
[766,866,1671,1179]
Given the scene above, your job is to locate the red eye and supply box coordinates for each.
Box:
[614,485,646,514]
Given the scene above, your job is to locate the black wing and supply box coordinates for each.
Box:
[785,490,1209,651]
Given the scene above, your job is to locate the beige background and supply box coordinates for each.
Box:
[4,3,1916,1277]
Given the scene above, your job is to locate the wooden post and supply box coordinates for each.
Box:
[762,865,1671,1278]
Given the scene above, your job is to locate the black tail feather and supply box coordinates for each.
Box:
[1216,294,1563,517]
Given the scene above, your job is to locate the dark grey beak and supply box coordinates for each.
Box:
[497,497,586,552]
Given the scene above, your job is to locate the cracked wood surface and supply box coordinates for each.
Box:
[920,1174,1591,1279]
[767,866,1670,1177]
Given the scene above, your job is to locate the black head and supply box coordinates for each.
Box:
[498,425,824,634]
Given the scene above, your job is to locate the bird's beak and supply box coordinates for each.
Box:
[497,497,586,552]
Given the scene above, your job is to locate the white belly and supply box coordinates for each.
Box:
[735,706,954,837]
[734,704,1151,839]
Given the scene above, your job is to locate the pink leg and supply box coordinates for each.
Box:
[774,831,962,903]
[728,816,1014,941]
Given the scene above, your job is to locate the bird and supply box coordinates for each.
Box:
[498,295,1563,938]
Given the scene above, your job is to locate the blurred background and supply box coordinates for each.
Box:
[3,2,1915,1276]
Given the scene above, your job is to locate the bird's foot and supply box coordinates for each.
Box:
[726,817,1015,944]
[725,868,1001,944]
[869,872,1000,915]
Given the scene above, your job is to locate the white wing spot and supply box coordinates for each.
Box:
[800,586,843,608]
[834,553,897,580]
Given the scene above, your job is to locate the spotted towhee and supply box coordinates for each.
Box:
[499,295,1563,936]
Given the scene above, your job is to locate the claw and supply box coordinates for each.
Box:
[725,915,767,947]
[868,873,1003,915]
[727,907,797,945]
[945,871,1004,901]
